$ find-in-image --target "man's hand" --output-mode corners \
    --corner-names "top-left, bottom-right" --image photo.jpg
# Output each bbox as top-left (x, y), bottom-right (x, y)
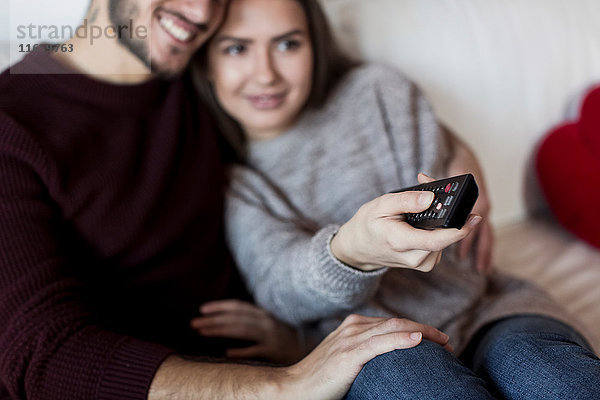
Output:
top-left (330, 184), bottom-right (481, 272)
top-left (443, 126), bottom-right (494, 275)
top-left (457, 187), bottom-right (493, 274)
top-left (285, 314), bottom-right (452, 399)
top-left (191, 299), bottom-right (305, 364)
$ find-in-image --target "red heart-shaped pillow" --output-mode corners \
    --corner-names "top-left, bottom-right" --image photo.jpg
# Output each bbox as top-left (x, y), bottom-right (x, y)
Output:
top-left (536, 85), bottom-right (600, 249)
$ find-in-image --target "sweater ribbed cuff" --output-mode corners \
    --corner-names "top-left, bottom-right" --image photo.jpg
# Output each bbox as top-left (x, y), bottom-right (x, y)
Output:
top-left (310, 225), bottom-right (387, 303)
top-left (97, 338), bottom-right (174, 400)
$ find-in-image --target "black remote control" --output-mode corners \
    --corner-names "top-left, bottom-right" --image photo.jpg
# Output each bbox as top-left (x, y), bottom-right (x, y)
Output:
top-left (390, 174), bottom-right (479, 229)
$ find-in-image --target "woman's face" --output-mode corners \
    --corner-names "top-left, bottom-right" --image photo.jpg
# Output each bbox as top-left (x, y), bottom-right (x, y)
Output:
top-left (208, 0), bottom-right (314, 141)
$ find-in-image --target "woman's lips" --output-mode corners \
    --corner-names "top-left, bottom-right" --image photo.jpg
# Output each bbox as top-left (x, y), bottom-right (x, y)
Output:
top-left (246, 93), bottom-right (286, 110)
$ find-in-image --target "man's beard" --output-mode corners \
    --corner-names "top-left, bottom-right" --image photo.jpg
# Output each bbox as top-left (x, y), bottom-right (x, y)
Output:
top-left (108, 0), bottom-right (159, 74)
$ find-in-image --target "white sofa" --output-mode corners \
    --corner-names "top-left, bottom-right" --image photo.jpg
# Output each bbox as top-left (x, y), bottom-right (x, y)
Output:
top-left (321, 0), bottom-right (600, 351)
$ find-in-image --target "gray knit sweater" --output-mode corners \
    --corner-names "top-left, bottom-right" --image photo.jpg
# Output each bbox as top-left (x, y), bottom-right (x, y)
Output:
top-left (225, 64), bottom-right (586, 353)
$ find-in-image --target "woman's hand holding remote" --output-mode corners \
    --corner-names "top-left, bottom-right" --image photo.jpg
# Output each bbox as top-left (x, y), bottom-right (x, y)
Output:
top-left (330, 174), bottom-right (482, 272)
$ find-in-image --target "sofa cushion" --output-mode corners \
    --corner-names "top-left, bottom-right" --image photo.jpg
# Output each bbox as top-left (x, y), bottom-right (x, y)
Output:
top-left (536, 86), bottom-right (600, 249)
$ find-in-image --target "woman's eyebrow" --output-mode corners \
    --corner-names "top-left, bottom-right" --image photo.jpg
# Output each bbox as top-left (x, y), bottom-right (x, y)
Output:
top-left (213, 36), bottom-right (252, 44)
top-left (271, 29), bottom-right (305, 42)
top-left (213, 29), bottom-right (305, 44)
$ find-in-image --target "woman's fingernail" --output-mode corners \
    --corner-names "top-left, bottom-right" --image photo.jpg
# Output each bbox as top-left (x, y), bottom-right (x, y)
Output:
top-left (410, 332), bottom-right (423, 341)
top-left (419, 192), bottom-right (434, 206)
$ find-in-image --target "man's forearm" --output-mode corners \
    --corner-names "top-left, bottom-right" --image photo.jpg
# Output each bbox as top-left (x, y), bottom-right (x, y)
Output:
top-left (148, 356), bottom-right (291, 400)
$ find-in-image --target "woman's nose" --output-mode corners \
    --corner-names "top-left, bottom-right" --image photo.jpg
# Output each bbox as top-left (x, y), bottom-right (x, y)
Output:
top-left (253, 49), bottom-right (279, 86)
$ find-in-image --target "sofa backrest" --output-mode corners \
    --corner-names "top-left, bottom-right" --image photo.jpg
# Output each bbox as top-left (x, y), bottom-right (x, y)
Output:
top-left (322, 0), bottom-right (600, 225)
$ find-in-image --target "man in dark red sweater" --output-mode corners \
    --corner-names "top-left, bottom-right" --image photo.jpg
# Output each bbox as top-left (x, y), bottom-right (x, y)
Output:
top-left (0, 1), bottom-right (449, 399)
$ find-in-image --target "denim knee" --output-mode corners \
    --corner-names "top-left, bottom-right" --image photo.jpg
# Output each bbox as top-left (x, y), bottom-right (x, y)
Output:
top-left (344, 340), bottom-right (494, 400)
top-left (470, 316), bottom-right (600, 400)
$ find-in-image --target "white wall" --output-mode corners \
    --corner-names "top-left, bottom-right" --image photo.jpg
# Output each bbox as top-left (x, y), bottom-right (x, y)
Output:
top-left (0, 0), bottom-right (87, 69)
top-left (322, 0), bottom-right (600, 225)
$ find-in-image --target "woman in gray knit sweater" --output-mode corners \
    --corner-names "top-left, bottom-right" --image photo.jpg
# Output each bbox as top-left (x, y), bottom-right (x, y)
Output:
top-left (190, 0), bottom-right (600, 398)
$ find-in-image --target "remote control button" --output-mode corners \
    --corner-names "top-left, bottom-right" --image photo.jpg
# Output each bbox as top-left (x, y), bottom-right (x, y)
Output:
top-left (436, 202), bottom-right (443, 211)
top-left (444, 196), bottom-right (454, 206)
top-left (445, 183), bottom-right (452, 193)
top-left (439, 208), bottom-right (447, 218)
top-left (451, 182), bottom-right (459, 192)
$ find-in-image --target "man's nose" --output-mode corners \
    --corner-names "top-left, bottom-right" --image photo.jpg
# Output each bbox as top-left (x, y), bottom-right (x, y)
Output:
top-left (178, 0), bottom-right (220, 28)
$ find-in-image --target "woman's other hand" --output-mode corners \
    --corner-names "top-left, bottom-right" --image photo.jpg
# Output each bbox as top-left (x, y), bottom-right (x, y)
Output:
top-left (191, 299), bottom-right (305, 364)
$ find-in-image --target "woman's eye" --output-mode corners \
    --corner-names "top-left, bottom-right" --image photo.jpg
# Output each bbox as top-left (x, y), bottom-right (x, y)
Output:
top-left (224, 44), bottom-right (246, 55)
top-left (277, 39), bottom-right (301, 52)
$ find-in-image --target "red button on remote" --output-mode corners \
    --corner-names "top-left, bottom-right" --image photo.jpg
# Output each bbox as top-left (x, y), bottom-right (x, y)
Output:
top-left (445, 183), bottom-right (452, 193)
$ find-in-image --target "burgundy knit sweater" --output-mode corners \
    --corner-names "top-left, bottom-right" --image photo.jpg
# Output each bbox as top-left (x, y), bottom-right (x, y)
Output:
top-left (0, 50), bottom-right (247, 399)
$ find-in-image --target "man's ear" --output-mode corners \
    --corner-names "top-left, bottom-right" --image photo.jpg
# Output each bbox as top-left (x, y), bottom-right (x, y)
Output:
top-left (86, 0), bottom-right (105, 22)
top-left (86, 0), bottom-right (99, 15)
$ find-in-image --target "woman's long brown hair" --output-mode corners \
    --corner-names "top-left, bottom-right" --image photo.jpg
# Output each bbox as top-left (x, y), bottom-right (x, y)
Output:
top-left (192, 0), bottom-right (358, 162)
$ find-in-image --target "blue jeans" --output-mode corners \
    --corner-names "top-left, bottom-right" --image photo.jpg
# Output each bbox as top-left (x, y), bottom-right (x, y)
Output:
top-left (344, 315), bottom-right (600, 400)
